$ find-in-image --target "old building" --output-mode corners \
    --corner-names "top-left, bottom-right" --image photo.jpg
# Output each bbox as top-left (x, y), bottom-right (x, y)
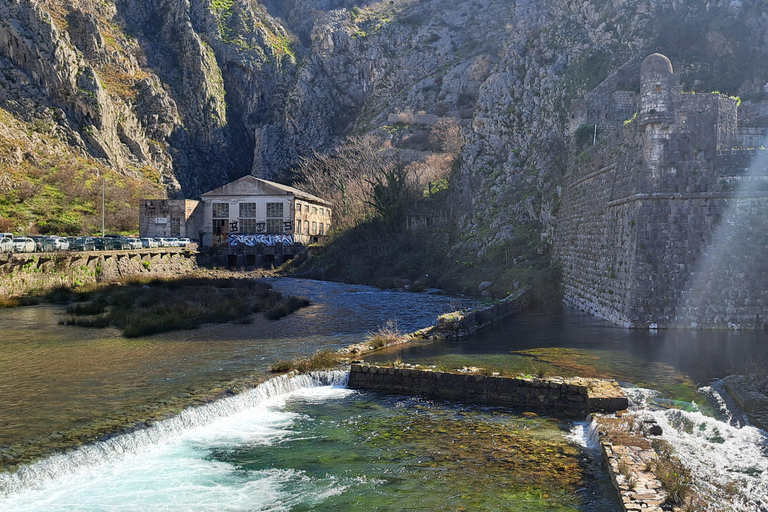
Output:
top-left (139, 199), bottom-right (203, 240)
top-left (140, 177), bottom-right (332, 248)
top-left (199, 176), bottom-right (332, 247)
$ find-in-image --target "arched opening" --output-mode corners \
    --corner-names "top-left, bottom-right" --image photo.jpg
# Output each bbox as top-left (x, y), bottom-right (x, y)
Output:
top-left (227, 254), bottom-right (238, 269)
top-left (263, 254), bottom-right (275, 269)
top-left (246, 254), bottom-right (257, 267)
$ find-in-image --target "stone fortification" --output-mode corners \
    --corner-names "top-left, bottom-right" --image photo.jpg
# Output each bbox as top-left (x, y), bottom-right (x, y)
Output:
top-left (0, 249), bottom-right (197, 297)
top-left (348, 364), bottom-right (628, 416)
top-left (555, 54), bottom-right (768, 329)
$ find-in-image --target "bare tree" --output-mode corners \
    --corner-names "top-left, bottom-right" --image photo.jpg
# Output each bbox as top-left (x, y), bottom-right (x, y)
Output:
top-left (295, 134), bottom-right (398, 229)
top-left (429, 117), bottom-right (465, 155)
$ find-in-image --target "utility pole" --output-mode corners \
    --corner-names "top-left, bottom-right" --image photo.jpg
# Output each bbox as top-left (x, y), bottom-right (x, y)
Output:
top-left (102, 178), bottom-right (105, 237)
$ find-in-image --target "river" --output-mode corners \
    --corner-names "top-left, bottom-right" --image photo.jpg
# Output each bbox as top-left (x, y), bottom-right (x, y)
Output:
top-left (0, 278), bottom-right (766, 510)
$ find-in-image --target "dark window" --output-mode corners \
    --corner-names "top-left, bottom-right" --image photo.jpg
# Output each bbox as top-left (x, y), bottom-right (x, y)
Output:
top-left (266, 219), bottom-right (283, 233)
top-left (213, 219), bottom-right (228, 234)
top-left (212, 203), bottom-right (229, 218)
top-left (239, 203), bottom-right (256, 218)
top-left (266, 202), bottom-right (283, 218)
top-left (240, 219), bottom-right (258, 233)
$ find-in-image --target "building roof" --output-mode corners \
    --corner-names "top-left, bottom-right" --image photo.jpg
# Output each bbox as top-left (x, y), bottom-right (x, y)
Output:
top-left (200, 175), bottom-right (332, 207)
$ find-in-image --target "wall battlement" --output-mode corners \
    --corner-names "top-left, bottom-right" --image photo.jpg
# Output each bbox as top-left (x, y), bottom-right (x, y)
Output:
top-left (555, 54), bottom-right (768, 329)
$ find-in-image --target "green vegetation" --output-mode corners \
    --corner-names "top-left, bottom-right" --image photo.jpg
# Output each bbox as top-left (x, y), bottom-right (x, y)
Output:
top-left (0, 107), bottom-right (163, 235)
top-left (60, 276), bottom-right (311, 337)
top-left (268, 349), bottom-right (344, 373)
top-left (651, 439), bottom-right (701, 509)
top-left (366, 319), bottom-right (404, 349)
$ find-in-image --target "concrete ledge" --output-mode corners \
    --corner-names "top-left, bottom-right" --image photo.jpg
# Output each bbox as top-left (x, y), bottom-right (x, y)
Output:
top-left (348, 364), bottom-right (628, 415)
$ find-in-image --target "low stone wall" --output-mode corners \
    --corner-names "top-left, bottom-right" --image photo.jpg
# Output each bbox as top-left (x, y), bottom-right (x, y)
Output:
top-left (723, 375), bottom-right (768, 431)
top-left (431, 289), bottom-right (532, 339)
top-left (348, 364), bottom-right (628, 415)
top-left (593, 416), bottom-right (668, 511)
top-left (0, 249), bottom-right (197, 297)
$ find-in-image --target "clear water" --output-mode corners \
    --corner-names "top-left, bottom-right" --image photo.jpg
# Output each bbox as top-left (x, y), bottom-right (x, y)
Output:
top-left (0, 372), bottom-right (619, 511)
top-left (1, 278), bottom-right (767, 510)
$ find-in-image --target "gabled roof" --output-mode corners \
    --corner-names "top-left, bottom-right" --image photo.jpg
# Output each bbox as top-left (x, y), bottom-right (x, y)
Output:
top-left (200, 175), bottom-right (332, 207)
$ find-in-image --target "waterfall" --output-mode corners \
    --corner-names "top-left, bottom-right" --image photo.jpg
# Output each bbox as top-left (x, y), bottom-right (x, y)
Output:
top-left (0, 370), bottom-right (349, 499)
top-left (618, 384), bottom-right (768, 511)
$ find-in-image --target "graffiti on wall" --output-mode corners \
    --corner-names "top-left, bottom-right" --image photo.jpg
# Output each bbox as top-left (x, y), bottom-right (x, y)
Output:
top-left (228, 234), bottom-right (294, 247)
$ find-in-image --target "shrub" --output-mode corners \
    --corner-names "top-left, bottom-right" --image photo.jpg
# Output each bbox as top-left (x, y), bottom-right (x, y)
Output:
top-left (0, 297), bottom-right (20, 308)
top-left (45, 285), bottom-right (75, 304)
top-left (366, 319), bottom-right (403, 349)
top-left (269, 360), bottom-right (294, 373)
top-left (651, 439), bottom-right (694, 507)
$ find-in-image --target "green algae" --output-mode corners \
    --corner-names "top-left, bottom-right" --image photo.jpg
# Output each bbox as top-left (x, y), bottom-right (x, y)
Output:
top-left (212, 394), bottom-right (607, 511)
top-left (394, 346), bottom-right (700, 402)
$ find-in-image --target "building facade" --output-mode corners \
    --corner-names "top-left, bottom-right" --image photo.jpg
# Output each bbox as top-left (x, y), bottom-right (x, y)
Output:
top-left (140, 177), bottom-right (332, 248)
top-left (139, 199), bottom-right (203, 239)
top-left (199, 176), bottom-right (332, 247)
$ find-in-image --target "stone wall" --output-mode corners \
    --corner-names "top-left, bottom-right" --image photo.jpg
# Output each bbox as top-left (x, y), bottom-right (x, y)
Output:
top-left (431, 289), bottom-right (531, 339)
top-left (348, 364), bottom-right (628, 416)
top-left (0, 249), bottom-right (197, 297)
top-left (554, 54), bottom-right (768, 329)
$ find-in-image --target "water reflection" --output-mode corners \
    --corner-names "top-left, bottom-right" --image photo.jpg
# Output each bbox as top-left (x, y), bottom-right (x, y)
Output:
top-left (0, 278), bottom-right (475, 468)
top-left (368, 305), bottom-right (768, 398)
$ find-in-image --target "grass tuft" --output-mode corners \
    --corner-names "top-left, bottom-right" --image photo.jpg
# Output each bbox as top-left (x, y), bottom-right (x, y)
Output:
top-left (366, 319), bottom-right (403, 349)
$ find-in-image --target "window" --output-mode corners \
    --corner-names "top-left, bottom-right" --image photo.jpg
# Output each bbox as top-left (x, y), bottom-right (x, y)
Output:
top-left (266, 219), bottom-right (283, 233)
top-left (326, 223), bottom-right (331, 233)
top-left (296, 220), bottom-right (302, 234)
top-left (312, 206), bottom-right (318, 215)
top-left (305, 220), bottom-right (310, 234)
top-left (319, 223), bottom-right (324, 235)
top-left (213, 219), bottom-right (228, 234)
top-left (296, 203), bottom-right (302, 213)
top-left (312, 221), bottom-right (317, 234)
top-left (212, 203), bottom-right (229, 218)
top-left (240, 219), bottom-right (258, 233)
top-left (266, 202), bottom-right (283, 218)
top-left (239, 203), bottom-right (256, 218)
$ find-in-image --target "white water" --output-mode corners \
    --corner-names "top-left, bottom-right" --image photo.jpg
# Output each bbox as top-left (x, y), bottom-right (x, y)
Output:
top-left (623, 385), bottom-right (768, 512)
top-left (0, 371), bottom-right (351, 512)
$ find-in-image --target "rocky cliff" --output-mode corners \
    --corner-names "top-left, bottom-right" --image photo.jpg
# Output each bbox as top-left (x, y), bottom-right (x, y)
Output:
top-left (2, 0), bottom-right (768, 246)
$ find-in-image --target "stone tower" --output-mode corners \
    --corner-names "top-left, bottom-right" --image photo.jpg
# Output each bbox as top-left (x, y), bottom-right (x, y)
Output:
top-left (640, 53), bottom-right (678, 187)
top-left (640, 53), bottom-right (676, 116)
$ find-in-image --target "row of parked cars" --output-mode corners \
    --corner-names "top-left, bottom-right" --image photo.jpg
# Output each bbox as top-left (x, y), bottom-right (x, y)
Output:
top-left (0, 234), bottom-right (193, 253)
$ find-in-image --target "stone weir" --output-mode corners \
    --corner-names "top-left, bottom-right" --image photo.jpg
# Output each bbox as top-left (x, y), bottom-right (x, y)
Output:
top-left (348, 364), bottom-right (628, 416)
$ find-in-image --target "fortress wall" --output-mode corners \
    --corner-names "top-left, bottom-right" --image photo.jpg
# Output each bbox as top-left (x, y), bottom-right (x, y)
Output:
top-left (555, 54), bottom-right (768, 329)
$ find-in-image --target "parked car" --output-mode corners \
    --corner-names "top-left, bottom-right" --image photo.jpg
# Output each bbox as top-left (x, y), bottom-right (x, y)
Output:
top-left (70, 237), bottom-right (96, 252)
top-left (177, 238), bottom-right (192, 247)
top-left (0, 237), bottom-right (13, 253)
top-left (166, 237), bottom-right (180, 247)
top-left (140, 237), bottom-right (158, 248)
top-left (154, 237), bottom-right (170, 247)
top-left (46, 236), bottom-right (70, 251)
top-left (125, 237), bottom-right (143, 250)
top-left (94, 237), bottom-right (117, 251)
top-left (12, 237), bottom-right (36, 253)
top-left (29, 235), bottom-right (55, 253)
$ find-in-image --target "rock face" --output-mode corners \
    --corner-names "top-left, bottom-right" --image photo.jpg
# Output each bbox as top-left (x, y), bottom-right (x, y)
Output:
top-left (2, 0), bottom-right (768, 249)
